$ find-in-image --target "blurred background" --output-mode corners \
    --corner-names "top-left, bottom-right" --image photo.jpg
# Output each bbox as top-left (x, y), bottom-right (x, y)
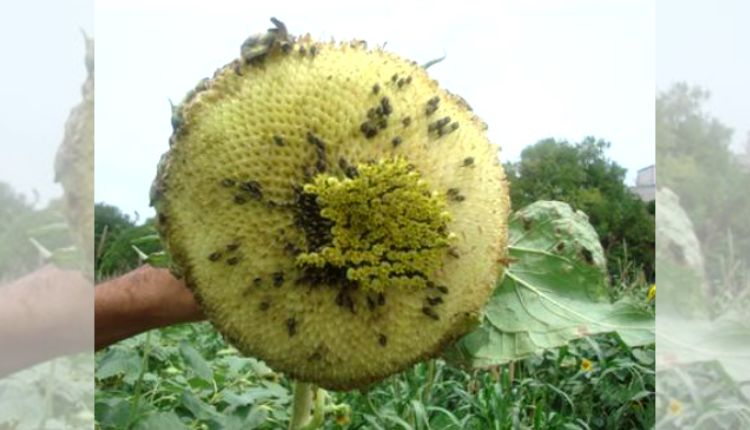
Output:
top-left (655, 1), bottom-right (750, 428)
top-left (0, 0), bottom-right (94, 428)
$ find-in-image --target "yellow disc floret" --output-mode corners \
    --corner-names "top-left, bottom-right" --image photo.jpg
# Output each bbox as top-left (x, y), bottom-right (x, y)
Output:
top-left (296, 157), bottom-right (453, 293)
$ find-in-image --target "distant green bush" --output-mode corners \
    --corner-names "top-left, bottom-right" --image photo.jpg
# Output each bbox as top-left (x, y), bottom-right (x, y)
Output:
top-left (0, 183), bottom-right (73, 280)
top-left (504, 137), bottom-right (655, 280)
top-left (97, 222), bottom-right (160, 279)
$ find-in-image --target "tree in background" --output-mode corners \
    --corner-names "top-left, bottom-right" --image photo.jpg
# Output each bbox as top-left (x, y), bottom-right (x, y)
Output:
top-left (94, 202), bottom-right (162, 280)
top-left (96, 220), bottom-right (159, 280)
top-left (0, 183), bottom-right (73, 280)
top-left (504, 137), bottom-right (655, 280)
top-left (657, 83), bottom-right (750, 293)
top-left (94, 202), bottom-right (135, 267)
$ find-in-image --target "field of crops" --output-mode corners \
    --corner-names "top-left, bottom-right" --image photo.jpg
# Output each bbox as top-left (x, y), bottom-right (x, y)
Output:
top-left (95, 322), bottom-right (655, 429)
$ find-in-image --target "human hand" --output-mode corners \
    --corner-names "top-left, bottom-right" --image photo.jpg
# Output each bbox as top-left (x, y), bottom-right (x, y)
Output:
top-left (0, 265), bottom-right (93, 377)
top-left (95, 265), bottom-right (204, 350)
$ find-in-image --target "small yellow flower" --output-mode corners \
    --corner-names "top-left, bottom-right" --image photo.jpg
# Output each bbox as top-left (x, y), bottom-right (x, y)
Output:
top-left (667, 398), bottom-right (682, 416)
top-left (580, 358), bottom-right (593, 372)
top-left (333, 404), bottom-right (352, 426)
top-left (335, 413), bottom-right (351, 426)
top-left (647, 284), bottom-right (656, 302)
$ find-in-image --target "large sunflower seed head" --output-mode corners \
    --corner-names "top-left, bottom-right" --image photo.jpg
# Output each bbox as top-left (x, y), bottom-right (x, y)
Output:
top-left (152, 19), bottom-right (510, 390)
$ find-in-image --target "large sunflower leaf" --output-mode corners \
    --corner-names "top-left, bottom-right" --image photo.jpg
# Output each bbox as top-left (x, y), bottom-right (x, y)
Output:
top-left (444, 201), bottom-right (654, 368)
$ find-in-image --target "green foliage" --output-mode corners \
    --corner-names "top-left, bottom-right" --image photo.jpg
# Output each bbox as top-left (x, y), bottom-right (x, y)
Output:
top-left (656, 82), bottom-right (750, 294)
top-left (0, 182), bottom-right (74, 280)
top-left (655, 83), bottom-right (750, 428)
top-left (95, 199), bottom-right (655, 428)
top-left (0, 182), bottom-right (32, 220)
top-left (97, 222), bottom-right (161, 280)
top-left (0, 355), bottom-right (94, 429)
top-left (96, 324), bottom-right (291, 430)
top-left (504, 137), bottom-right (655, 280)
top-left (656, 360), bottom-right (750, 429)
top-left (95, 323), bottom-right (654, 429)
top-left (445, 201), bottom-right (654, 368)
top-left (95, 203), bottom-right (136, 264)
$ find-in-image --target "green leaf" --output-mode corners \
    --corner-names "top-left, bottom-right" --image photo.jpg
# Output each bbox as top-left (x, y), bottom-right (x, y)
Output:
top-left (218, 406), bottom-right (268, 430)
top-left (145, 250), bottom-right (173, 268)
top-left (96, 348), bottom-right (142, 384)
top-left (221, 381), bottom-right (291, 410)
top-left (179, 391), bottom-right (218, 420)
top-left (95, 399), bottom-right (131, 429)
top-left (179, 341), bottom-right (213, 381)
top-left (133, 411), bottom-right (189, 430)
top-left (657, 311), bottom-right (750, 383)
top-left (444, 201), bottom-right (654, 368)
top-left (130, 233), bottom-right (161, 247)
top-left (631, 348), bottom-right (654, 366)
top-left (245, 405), bottom-right (271, 426)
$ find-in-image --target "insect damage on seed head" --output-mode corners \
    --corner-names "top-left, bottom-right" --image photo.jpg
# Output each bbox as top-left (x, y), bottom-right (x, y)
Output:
top-left (240, 17), bottom-right (289, 63)
top-left (286, 317), bottom-right (297, 337)
top-left (426, 296), bottom-right (443, 306)
top-left (170, 102), bottom-right (184, 133)
top-left (226, 256), bottom-right (240, 265)
top-left (447, 188), bottom-right (465, 202)
top-left (152, 17), bottom-right (510, 391)
top-left (378, 334), bottom-right (388, 346)
top-left (425, 96), bottom-right (440, 115)
top-left (422, 306), bottom-right (440, 320)
top-left (380, 97), bottom-right (392, 115)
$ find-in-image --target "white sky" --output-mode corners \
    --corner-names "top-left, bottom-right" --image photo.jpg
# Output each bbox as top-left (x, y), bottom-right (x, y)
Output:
top-left (0, 0), bottom-right (93, 207)
top-left (656, 0), bottom-right (750, 152)
top-left (86, 0), bottom-right (657, 220)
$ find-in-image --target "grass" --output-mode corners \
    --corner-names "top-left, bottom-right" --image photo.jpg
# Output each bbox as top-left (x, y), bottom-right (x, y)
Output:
top-left (95, 322), bottom-right (654, 429)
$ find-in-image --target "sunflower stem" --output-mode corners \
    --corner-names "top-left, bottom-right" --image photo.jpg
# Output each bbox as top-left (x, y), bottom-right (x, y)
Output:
top-left (299, 387), bottom-right (327, 430)
top-left (289, 381), bottom-right (314, 430)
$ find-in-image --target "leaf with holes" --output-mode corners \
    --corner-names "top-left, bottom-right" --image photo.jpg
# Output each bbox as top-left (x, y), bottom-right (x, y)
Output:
top-left (444, 201), bottom-right (654, 368)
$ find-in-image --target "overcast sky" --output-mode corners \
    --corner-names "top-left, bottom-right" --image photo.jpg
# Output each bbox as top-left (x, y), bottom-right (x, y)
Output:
top-left (0, 0), bottom-right (93, 207)
top-left (656, 0), bottom-right (750, 152)
top-left (94, 0), bottom-right (656, 220)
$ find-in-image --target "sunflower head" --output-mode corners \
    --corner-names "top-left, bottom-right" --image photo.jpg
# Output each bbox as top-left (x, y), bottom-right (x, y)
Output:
top-left (152, 18), bottom-right (510, 390)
